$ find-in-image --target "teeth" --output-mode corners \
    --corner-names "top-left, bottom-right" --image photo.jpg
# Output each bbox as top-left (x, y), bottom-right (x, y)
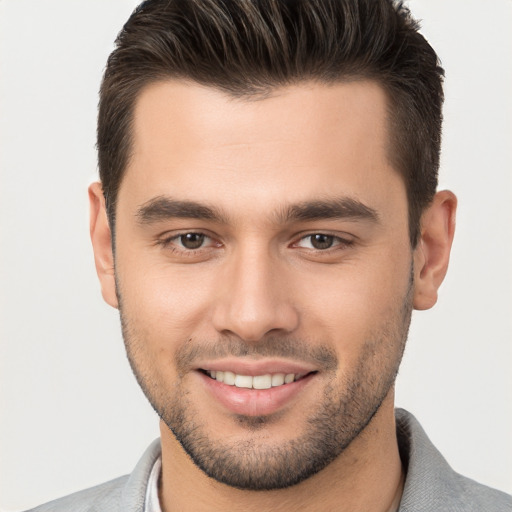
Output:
top-left (223, 371), bottom-right (236, 385)
top-left (234, 374), bottom-right (253, 388)
top-left (284, 373), bottom-right (295, 384)
top-left (271, 373), bottom-right (285, 386)
top-left (207, 370), bottom-right (303, 389)
top-left (253, 375), bottom-right (272, 389)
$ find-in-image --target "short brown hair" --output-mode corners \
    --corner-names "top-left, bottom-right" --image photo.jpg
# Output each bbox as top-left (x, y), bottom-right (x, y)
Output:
top-left (98, 0), bottom-right (444, 246)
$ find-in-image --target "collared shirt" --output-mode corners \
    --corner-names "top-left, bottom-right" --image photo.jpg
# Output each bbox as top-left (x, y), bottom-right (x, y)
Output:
top-left (28, 410), bottom-right (512, 512)
top-left (142, 455), bottom-right (402, 512)
top-left (144, 456), bottom-right (162, 512)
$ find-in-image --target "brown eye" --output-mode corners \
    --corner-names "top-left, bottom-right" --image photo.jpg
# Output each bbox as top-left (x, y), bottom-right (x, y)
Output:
top-left (310, 234), bottom-right (334, 250)
top-left (179, 233), bottom-right (205, 249)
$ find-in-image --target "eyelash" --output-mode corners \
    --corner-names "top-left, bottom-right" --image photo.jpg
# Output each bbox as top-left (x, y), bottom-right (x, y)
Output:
top-left (293, 233), bottom-right (354, 251)
top-left (156, 231), bottom-right (354, 254)
top-left (157, 232), bottom-right (218, 254)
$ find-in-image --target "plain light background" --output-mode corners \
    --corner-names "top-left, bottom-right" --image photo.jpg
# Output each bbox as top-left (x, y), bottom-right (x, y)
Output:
top-left (1, 1), bottom-right (511, 510)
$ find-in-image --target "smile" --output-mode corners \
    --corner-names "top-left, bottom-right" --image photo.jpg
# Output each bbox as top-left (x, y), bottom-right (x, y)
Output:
top-left (198, 367), bottom-right (317, 416)
top-left (203, 370), bottom-right (308, 389)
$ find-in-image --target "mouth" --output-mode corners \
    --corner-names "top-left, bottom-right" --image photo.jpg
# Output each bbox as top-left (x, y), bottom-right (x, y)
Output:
top-left (200, 369), bottom-right (314, 389)
top-left (197, 366), bottom-right (318, 417)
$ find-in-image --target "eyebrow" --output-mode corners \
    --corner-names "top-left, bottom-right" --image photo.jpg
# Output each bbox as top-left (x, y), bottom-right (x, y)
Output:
top-left (136, 196), bottom-right (228, 224)
top-left (136, 195), bottom-right (379, 225)
top-left (277, 198), bottom-right (379, 224)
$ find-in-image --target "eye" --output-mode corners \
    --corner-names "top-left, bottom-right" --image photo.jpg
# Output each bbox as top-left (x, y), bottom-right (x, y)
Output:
top-left (295, 233), bottom-right (352, 250)
top-left (159, 232), bottom-right (216, 251)
top-left (308, 234), bottom-right (335, 250)
top-left (177, 233), bottom-right (206, 250)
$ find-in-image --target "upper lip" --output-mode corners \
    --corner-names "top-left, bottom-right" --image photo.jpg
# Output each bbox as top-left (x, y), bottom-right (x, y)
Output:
top-left (195, 358), bottom-right (318, 376)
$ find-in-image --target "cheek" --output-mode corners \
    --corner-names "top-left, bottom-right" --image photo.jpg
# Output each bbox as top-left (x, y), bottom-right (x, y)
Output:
top-left (116, 251), bottom-right (218, 341)
top-left (294, 248), bottom-right (412, 352)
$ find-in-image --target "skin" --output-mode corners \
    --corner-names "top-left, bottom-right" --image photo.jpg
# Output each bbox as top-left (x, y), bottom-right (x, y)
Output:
top-left (90, 80), bottom-right (456, 511)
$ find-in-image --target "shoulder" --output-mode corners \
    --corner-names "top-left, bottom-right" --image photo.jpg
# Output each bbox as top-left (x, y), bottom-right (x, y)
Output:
top-left (24, 439), bottom-right (161, 512)
top-left (396, 409), bottom-right (512, 512)
top-left (25, 475), bottom-right (127, 512)
top-left (449, 473), bottom-right (512, 512)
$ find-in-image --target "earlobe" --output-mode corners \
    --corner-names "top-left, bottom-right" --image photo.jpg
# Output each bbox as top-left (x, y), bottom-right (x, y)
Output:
top-left (89, 182), bottom-right (118, 309)
top-left (413, 190), bottom-right (457, 311)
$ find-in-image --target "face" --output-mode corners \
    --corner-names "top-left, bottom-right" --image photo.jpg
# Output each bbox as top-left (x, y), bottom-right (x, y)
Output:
top-left (101, 81), bottom-right (416, 489)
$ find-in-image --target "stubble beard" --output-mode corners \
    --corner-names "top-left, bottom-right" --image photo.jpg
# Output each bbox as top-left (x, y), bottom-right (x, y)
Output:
top-left (117, 276), bottom-right (413, 491)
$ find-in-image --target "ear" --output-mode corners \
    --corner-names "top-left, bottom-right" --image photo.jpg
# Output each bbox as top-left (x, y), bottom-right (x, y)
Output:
top-left (413, 190), bottom-right (457, 310)
top-left (89, 182), bottom-right (118, 309)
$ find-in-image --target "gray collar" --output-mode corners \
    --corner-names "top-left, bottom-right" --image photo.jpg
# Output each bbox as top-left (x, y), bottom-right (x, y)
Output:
top-left (120, 409), bottom-right (511, 512)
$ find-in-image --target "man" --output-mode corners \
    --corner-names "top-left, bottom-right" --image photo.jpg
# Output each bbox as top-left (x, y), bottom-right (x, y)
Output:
top-left (25, 0), bottom-right (511, 511)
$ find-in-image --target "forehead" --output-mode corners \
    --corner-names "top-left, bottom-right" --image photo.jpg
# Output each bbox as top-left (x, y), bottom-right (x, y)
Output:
top-left (119, 79), bottom-right (404, 221)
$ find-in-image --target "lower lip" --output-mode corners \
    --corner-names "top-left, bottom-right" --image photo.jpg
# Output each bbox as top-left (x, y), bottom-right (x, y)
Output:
top-left (198, 371), bottom-right (315, 417)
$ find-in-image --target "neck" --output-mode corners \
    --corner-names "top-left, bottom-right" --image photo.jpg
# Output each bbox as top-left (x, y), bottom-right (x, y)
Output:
top-left (158, 394), bottom-right (403, 512)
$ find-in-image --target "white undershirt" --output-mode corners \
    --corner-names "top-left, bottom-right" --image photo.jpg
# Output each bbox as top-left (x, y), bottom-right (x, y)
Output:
top-left (143, 456), bottom-right (402, 512)
top-left (144, 456), bottom-right (162, 512)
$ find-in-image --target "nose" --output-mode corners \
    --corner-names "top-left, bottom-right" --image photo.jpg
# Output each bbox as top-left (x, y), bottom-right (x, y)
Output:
top-left (212, 246), bottom-right (299, 342)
